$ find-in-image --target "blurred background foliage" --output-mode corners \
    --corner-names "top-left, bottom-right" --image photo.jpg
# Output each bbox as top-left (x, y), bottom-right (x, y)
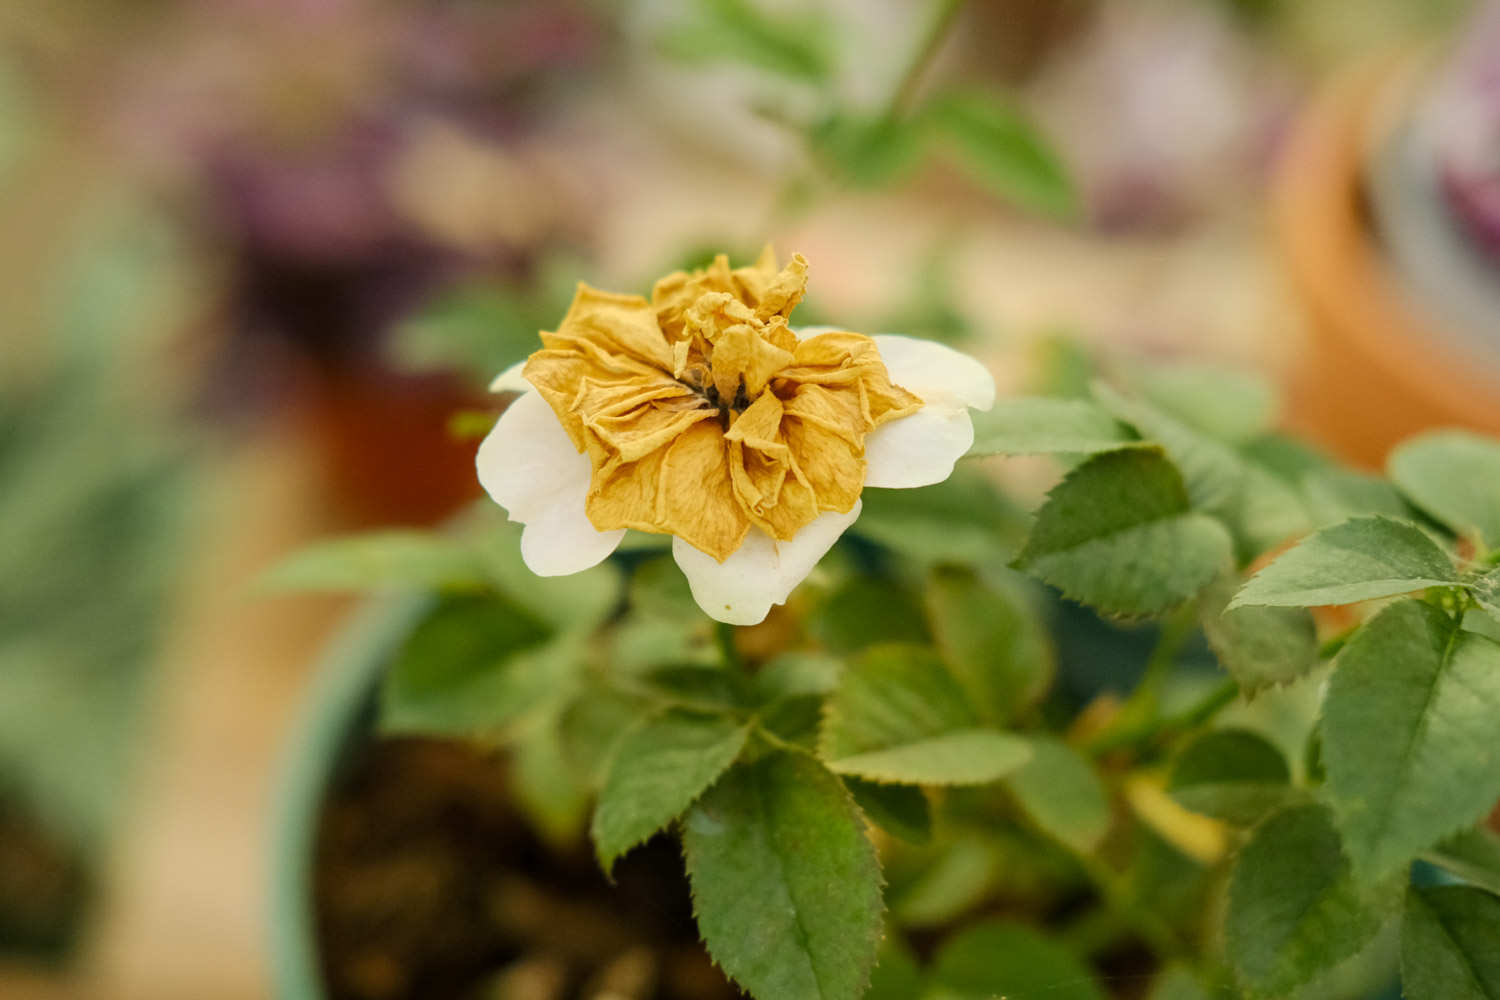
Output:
top-left (0, 0), bottom-right (1492, 995)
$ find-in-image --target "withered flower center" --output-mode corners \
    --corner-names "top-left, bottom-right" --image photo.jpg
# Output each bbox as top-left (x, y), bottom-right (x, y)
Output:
top-left (520, 250), bottom-right (922, 562)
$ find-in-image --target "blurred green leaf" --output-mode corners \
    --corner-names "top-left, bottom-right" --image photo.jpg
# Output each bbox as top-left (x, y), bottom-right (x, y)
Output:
top-left (389, 278), bottom-right (568, 382)
top-left (510, 717), bottom-right (591, 849)
top-left (1167, 728), bottom-right (1294, 826)
top-left (1299, 467), bottom-right (1411, 528)
top-left (1200, 572), bottom-right (1319, 693)
top-left (1427, 827), bottom-right (1500, 897)
top-left (1400, 885), bottom-right (1500, 1000)
top-left (658, 0), bottom-right (833, 82)
top-left (260, 531), bottom-right (493, 593)
top-left (592, 710), bottom-right (749, 871)
top-left (820, 644), bottom-right (975, 759)
top-left (845, 777), bottom-right (932, 844)
top-left (377, 595), bottom-right (572, 738)
top-left (866, 938), bottom-right (925, 1000)
top-left (1388, 429), bottom-right (1500, 546)
top-left (1130, 361), bottom-right (1278, 444)
top-left (1095, 382), bottom-right (1310, 560)
top-left (683, 753), bottom-right (883, 1000)
top-left (475, 517), bottom-right (623, 631)
top-left (854, 466), bottom-right (1028, 566)
top-left (1225, 804), bottom-right (1400, 998)
top-left (925, 921), bottom-right (1104, 1000)
top-left (925, 566), bottom-right (1054, 724)
top-left (966, 397), bottom-right (1132, 458)
top-left (923, 91), bottom-right (1075, 218)
top-left (1322, 600), bottom-right (1500, 883)
top-left (1014, 446), bottom-right (1232, 618)
top-left (752, 651), bottom-right (842, 703)
top-left (810, 113), bottom-right (926, 187)
top-left (1003, 737), bottom-right (1110, 853)
top-left (809, 576), bottom-right (929, 654)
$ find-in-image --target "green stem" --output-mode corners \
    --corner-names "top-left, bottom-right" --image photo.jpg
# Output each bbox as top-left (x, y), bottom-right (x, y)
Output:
top-left (1073, 851), bottom-right (1188, 962)
top-left (715, 620), bottom-right (744, 673)
top-left (886, 0), bottom-right (967, 119)
top-left (1156, 677), bottom-right (1240, 735)
top-left (1088, 605), bottom-right (1198, 755)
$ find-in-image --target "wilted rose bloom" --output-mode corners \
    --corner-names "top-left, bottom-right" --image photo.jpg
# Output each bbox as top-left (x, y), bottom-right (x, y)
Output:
top-left (477, 251), bottom-right (995, 625)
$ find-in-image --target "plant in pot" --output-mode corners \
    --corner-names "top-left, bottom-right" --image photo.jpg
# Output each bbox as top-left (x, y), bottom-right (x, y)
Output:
top-left (269, 248), bottom-right (1500, 1000)
top-left (1274, 0), bottom-right (1500, 465)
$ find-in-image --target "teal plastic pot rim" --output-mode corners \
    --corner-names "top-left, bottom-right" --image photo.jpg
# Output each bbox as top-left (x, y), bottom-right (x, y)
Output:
top-left (267, 591), bottom-right (433, 1000)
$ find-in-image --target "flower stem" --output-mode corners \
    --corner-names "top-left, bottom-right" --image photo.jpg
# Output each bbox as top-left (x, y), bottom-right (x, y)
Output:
top-left (1087, 604), bottom-right (1198, 756)
top-left (715, 620), bottom-right (744, 672)
top-left (886, 0), bottom-right (968, 119)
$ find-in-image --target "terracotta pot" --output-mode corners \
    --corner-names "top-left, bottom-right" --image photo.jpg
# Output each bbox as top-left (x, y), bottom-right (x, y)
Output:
top-left (1272, 60), bottom-right (1500, 469)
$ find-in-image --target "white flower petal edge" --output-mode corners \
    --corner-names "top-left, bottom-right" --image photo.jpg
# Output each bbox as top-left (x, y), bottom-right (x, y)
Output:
top-left (872, 334), bottom-right (996, 411)
top-left (863, 406), bottom-right (975, 489)
top-left (488, 360), bottom-right (530, 394)
top-left (672, 501), bottom-right (863, 626)
top-left (862, 334), bottom-right (995, 489)
top-left (476, 390), bottom-right (625, 576)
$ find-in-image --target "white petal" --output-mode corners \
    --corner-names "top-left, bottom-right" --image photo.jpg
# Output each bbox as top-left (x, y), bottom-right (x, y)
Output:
top-left (863, 406), bottom-right (975, 489)
top-left (476, 391), bottom-right (624, 575)
top-left (488, 360), bottom-right (530, 394)
top-left (873, 334), bottom-right (996, 411)
top-left (672, 502), bottom-right (862, 626)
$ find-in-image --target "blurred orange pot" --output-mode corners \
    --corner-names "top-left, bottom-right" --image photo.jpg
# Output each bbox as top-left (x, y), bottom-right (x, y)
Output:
top-left (1273, 61), bottom-right (1500, 469)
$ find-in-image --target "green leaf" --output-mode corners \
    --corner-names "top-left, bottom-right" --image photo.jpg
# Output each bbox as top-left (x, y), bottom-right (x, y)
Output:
top-left (1427, 827), bottom-right (1500, 897)
top-left (1321, 599), bottom-right (1500, 882)
top-left (260, 531), bottom-right (492, 592)
top-left (591, 710), bottom-right (749, 871)
top-left (1225, 804), bottom-right (1400, 998)
top-left (658, 0), bottom-right (833, 82)
top-left (1013, 446), bottom-right (1233, 617)
top-left (1401, 885), bottom-right (1500, 1000)
top-left (810, 113), bottom-right (925, 187)
top-left (752, 652), bottom-right (842, 704)
top-left (1096, 383), bottom-right (1310, 559)
top-left (820, 645), bottom-right (975, 759)
top-left (809, 576), bottom-right (929, 654)
top-left (1003, 737), bottom-right (1110, 853)
top-left (925, 567), bottom-right (1054, 724)
top-left (628, 554), bottom-right (701, 620)
top-left (925, 91), bottom-right (1076, 217)
top-left (1389, 429), bottom-right (1500, 545)
top-left (475, 518), bottom-right (623, 631)
top-left (819, 644), bottom-right (1031, 785)
top-left (965, 397), bottom-right (1131, 457)
top-left (1146, 966), bottom-right (1215, 1000)
top-left (377, 595), bottom-right (565, 737)
top-left (1200, 572), bottom-right (1319, 692)
top-left (845, 777), bottom-right (932, 844)
top-left (855, 467), bottom-right (1028, 566)
top-left (1131, 361), bottom-right (1278, 444)
top-left (1300, 467), bottom-right (1411, 528)
top-left (1472, 566), bottom-right (1500, 621)
top-left (865, 939), bottom-right (924, 1000)
top-left (1230, 516), bottom-right (1459, 609)
top-left (683, 753), bottom-right (883, 1000)
top-left (888, 836), bottom-right (1001, 928)
top-left (510, 718), bottom-right (591, 848)
top-left (1167, 728), bottom-right (1293, 826)
top-left (827, 729), bottom-right (1031, 786)
top-left (926, 921), bottom-right (1105, 1000)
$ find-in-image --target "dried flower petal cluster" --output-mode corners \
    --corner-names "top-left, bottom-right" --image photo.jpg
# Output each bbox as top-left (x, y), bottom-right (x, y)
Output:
top-left (521, 250), bottom-right (922, 561)
top-left (478, 249), bottom-right (996, 624)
